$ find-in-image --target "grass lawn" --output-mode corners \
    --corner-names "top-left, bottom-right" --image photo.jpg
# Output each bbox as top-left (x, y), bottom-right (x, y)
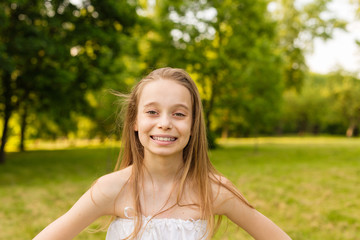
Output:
top-left (0, 137), bottom-right (359, 239)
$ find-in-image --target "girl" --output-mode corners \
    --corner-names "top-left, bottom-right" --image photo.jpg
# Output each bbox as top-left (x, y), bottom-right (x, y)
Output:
top-left (34, 67), bottom-right (291, 240)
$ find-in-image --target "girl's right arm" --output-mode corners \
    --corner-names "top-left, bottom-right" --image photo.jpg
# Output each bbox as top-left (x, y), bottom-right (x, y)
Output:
top-left (213, 176), bottom-right (292, 240)
top-left (33, 171), bottom-right (128, 240)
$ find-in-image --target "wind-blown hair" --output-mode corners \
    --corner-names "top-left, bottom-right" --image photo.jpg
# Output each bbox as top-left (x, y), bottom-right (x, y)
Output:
top-left (113, 67), bottom-right (252, 239)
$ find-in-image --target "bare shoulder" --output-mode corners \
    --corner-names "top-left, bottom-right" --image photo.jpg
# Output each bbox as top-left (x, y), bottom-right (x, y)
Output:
top-left (94, 166), bottom-right (132, 198)
top-left (210, 174), bottom-right (249, 215)
top-left (210, 173), bottom-right (235, 196)
top-left (210, 173), bottom-right (232, 185)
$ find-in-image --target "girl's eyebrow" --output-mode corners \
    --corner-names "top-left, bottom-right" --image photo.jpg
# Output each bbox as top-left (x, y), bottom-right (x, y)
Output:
top-left (143, 102), bottom-right (158, 108)
top-left (173, 104), bottom-right (190, 111)
top-left (143, 102), bottom-right (190, 111)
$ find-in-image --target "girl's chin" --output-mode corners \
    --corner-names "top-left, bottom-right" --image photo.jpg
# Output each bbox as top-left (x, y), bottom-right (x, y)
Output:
top-left (145, 148), bottom-right (183, 158)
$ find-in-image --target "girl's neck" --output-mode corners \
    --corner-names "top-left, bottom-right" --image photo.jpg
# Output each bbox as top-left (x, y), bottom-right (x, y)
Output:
top-left (142, 151), bottom-right (184, 184)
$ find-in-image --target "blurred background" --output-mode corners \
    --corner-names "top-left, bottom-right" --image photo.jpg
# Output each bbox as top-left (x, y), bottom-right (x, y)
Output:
top-left (1, 1), bottom-right (360, 239)
top-left (1, 0), bottom-right (360, 160)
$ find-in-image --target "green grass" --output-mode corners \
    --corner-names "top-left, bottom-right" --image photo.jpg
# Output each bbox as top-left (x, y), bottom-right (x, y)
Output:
top-left (1, 137), bottom-right (359, 239)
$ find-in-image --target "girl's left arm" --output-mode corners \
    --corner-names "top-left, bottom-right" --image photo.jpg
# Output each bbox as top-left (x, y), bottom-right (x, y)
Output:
top-left (215, 180), bottom-right (292, 240)
top-left (33, 173), bottom-right (122, 240)
top-left (33, 187), bottom-right (105, 240)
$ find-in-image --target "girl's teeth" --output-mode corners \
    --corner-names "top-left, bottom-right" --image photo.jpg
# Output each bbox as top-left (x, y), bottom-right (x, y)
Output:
top-left (153, 136), bottom-right (176, 141)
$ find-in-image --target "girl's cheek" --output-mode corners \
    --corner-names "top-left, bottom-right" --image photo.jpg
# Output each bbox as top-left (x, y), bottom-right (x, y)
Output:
top-left (139, 118), bottom-right (156, 129)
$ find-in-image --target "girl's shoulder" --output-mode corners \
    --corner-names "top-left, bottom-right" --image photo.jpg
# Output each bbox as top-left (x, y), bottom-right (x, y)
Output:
top-left (210, 174), bottom-right (233, 199)
top-left (92, 166), bottom-right (133, 201)
top-left (210, 173), bottom-right (233, 190)
top-left (210, 174), bottom-right (244, 214)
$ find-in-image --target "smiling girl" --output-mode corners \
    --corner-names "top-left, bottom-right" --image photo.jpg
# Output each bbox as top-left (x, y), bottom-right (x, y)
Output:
top-left (34, 67), bottom-right (291, 240)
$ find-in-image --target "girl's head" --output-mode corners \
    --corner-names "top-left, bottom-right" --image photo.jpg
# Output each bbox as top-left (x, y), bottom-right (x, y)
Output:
top-left (118, 67), bottom-right (208, 172)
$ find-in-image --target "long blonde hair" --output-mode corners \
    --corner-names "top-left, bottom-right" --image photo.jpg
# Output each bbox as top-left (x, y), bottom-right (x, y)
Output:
top-left (113, 67), bottom-right (252, 239)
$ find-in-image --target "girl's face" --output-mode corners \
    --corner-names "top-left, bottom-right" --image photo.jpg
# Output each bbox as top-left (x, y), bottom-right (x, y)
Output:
top-left (135, 79), bottom-right (192, 159)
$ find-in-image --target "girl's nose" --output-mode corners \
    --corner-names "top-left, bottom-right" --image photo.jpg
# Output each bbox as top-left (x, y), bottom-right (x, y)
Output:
top-left (157, 114), bottom-right (172, 129)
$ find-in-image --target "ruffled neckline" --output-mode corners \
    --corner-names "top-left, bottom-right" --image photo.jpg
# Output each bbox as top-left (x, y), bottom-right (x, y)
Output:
top-left (120, 206), bottom-right (206, 223)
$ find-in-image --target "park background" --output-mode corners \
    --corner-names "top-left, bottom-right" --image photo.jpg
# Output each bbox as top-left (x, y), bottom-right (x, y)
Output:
top-left (0, 0), bottom-right (359, 239)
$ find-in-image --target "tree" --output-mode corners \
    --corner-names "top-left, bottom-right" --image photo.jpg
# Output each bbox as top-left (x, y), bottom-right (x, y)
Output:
top-left (279, 71), bottom-right (360, 136)
top-left (0, 0), bottom-right (138, 163)
top-left (328, 71), bottom-right (360, 137)
top-left (279, 74), bottom-right (330, 134)
top-left (139, 0), bottom-right (284, 143)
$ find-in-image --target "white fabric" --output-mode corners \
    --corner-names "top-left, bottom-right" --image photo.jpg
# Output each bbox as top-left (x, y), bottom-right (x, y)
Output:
top-left (106, 216), bottom-right (207, 240)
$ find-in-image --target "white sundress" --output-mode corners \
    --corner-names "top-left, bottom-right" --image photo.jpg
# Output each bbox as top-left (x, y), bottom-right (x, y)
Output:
top-left (106, 207), bottom-right (208, 240)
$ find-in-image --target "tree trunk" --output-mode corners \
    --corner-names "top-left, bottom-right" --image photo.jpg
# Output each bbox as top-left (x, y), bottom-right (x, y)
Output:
top-left (19, 104), bottom-right (28, 152)
top-left (203, 74), bottom-right (219, 149)
top-left (221, 125), bottom-right (229, 139)
top-left (0, 73), bottom-right (13, 164)
top-left (204, 73), bottom-right (218, 131)
top-left (346, 122), bottom-right (356, 138)
top-left (0, 113), bottom-right (11, 164)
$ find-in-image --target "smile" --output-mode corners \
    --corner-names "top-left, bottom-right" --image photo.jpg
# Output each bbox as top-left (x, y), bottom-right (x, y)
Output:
top-left (151, 136), bottom-right (177, 142)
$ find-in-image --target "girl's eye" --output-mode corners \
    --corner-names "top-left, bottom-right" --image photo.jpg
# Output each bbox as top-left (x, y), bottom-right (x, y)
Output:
top-left (174, 112), bottom-right (186, 117)
top-left (146, 110), bottom-right (158, 115)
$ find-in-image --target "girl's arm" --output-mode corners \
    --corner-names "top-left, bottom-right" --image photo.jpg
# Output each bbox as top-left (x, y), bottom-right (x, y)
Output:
top-left (33, 171), bottom-right (126, 240)
top-left (214, 178), bottom-right (292, 240)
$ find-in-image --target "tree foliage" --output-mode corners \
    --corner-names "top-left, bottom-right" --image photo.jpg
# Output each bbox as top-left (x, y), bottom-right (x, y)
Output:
top-left (139, 0), bottom-right (284, 142)
top-left (280, 71), bottom-right (360, 136)
top-left (0, 0), bottom-right (138, 163)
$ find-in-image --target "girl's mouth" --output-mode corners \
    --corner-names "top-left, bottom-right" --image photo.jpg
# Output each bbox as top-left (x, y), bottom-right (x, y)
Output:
top-left (151, 136), bottom-right (177, 142)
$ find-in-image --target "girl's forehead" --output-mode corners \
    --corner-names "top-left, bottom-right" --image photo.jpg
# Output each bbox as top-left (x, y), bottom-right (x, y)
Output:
top-left (138, 79), bottom-right (192, 108)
